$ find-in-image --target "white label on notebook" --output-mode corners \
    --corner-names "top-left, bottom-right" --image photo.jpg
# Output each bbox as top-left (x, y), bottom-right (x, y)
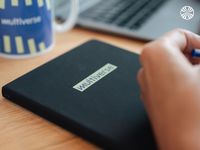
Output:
top-left (73, 63), bottom-right (118, 92)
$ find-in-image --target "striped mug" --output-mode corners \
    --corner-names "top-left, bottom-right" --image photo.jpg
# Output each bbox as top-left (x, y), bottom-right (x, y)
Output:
top-left (0, 0), bottom-right (79, 58)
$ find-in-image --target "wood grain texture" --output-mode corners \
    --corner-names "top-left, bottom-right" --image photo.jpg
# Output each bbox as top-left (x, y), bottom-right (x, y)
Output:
top-left (0, 28), bottom-right (145, 150)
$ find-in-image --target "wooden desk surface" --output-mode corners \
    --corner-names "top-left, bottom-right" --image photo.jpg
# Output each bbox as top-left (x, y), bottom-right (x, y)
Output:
top-left (0, 28), bottom-right (145, 150)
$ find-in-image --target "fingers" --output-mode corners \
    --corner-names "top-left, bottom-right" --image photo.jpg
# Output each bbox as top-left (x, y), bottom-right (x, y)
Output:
top-left (140, 29), bottom-right (200, 69)
top-left (140, 39), bottom-right (191, 75)
top-left (162, 29), bottom-right (200, 52)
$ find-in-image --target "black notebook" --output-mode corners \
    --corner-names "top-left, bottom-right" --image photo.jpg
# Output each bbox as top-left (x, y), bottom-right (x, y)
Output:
top-left (2, 40), bottom-right (156, 150)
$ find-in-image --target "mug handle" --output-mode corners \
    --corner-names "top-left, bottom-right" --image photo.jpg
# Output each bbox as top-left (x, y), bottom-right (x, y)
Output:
top-left (54, 0), bottom-right (79, 32)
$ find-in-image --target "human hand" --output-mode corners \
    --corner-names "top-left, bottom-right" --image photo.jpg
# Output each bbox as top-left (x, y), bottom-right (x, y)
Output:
top-left (137, 29), bottom-right (200, 150)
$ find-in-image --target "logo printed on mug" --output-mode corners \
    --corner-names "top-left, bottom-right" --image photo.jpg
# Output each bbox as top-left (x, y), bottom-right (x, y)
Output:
top-left (0, 0), bottom-right (78, 58)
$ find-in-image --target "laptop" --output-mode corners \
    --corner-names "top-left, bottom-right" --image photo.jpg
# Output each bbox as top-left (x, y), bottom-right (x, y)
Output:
top-left (2, 40), bottom-right (157, 149)
top-left (56, 0), bottom-right (200, 40)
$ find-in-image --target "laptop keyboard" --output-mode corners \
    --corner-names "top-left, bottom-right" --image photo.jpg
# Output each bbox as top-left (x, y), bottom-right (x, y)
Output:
top-left (80, 0), bottom-right (167, 29)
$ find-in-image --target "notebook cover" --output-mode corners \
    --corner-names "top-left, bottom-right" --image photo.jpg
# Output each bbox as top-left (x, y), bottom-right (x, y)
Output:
top-left (2, 40), bottom-right (156, 149)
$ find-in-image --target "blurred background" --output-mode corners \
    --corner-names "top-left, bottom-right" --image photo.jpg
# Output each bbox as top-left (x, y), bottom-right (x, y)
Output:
top-left (55, 0), bottom-right (200, 41)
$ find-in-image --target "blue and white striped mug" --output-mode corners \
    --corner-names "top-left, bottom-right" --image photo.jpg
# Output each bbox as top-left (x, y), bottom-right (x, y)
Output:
top-left (0, 0), bottom-right (79, 58)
